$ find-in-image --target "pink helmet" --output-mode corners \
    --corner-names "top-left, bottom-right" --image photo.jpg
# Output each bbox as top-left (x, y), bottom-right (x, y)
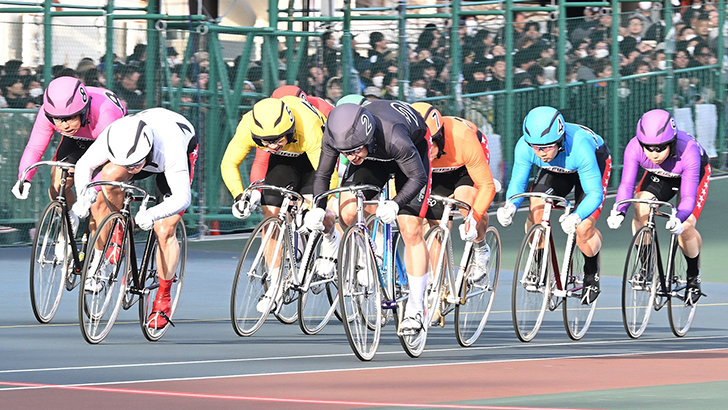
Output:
top-left (636, 109), bottom-right (677, 146)
top-left (43, 76), bottom-right (91, 122)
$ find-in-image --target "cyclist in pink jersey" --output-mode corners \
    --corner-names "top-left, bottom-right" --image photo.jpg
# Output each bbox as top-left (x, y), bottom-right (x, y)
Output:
top-left (607, 109), bottom-right (710, 304)
top-left (12, 76), bottom-right (127, 205)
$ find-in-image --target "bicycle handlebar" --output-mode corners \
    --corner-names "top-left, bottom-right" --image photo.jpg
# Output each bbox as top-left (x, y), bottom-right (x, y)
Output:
top-left (20, 160), bottom-right (75, 182)
top-left (87, 180), bottom-right (155, 203)
top-left (245, 182), bottom-right (304, 203)
top-left (312, 184), bottom-right (381, 206)
top-left (429, 194), bottom-right (472, 214)
top-left (507, 192), bottom-right (572, 212)
top-left (614, 198), bottom-right (676, 217)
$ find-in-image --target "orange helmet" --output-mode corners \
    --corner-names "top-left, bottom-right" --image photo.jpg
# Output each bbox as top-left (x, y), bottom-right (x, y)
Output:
top-left (411, 102), bottom-right (445, 156)
top-left (271, 85), bottom-right (308, 101)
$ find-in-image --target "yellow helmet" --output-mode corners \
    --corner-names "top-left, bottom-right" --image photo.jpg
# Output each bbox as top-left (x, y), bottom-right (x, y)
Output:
top-left (250, 98), bottom-right (295, 145)
top-left (411, 102), bottom-right (445, 155)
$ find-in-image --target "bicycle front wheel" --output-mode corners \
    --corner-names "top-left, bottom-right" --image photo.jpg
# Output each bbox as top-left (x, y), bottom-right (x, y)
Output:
top-left (298, 232), bottom-right (338, 335)
top-left (231, 216), bottom-right (285, 337)
top-left (273, 229), bottom-right (304, 325)
top-left (338, 225), bottom-right (381, 361)
top-left (621, 226), bottom-right (658, 339)
top-left (668, 250), bottom-right (696, 337)
top-left (562, 246), bottom-right (597, 341)
top-left (30, 201), bottom-right (68, 324)
top-left (512, 224), bottom-right (551, 342)
top-left (140, 220), bottom-right (187, 341)
top-left (78, 213), bottom-right (130, 344)
top-left (456, 226), bottom-right (501, 347)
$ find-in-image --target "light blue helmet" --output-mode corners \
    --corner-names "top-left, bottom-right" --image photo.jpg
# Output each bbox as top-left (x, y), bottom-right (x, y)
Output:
top-left (522, 106), bottom-right (565, 146)
top-left (336, 93), bottom-right (368, 107)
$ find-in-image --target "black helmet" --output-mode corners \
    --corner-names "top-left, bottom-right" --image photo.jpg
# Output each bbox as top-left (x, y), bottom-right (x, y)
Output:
top-left (325, 103), bottom-right (376, 153)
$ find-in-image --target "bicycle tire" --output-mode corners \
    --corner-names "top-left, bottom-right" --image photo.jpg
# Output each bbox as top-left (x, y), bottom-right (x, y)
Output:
top-left (273, 229), bottom-right (304, 325)
top-left (562, 246), bottom-right (597, 341)
top-left (456, 226), bottom-right (501, 347)
top-left (140, 220), bottom-right (187, 341)
top-left (512, 224), bottom-right (551, 342)
top-left (621, 226), bottom-right (658, 339)
top-left (337, 225), bottom-right (381, 361)
top-left (78, 213), bottom-right (130, 344)
top-left (230, 216), bottom-right (286, 337)
top-left (298, 232), bottom-right (339, 335)
top-left (667, 248), bottom-right (696, 337)
top-left (29, 201), bottom-right (68, 324)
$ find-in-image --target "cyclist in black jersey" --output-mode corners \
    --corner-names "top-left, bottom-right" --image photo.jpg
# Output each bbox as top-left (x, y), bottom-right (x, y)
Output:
top-left (306, 101), bottom-right (433, 332)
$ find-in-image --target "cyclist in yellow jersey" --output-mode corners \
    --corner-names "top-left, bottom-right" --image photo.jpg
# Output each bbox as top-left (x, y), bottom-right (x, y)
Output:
top-left (221, 96), bottom-right (339, 313)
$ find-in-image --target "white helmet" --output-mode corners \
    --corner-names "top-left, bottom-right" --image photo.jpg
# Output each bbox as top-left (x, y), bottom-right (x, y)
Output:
top-left (105, 116), bottom-right (153, 166)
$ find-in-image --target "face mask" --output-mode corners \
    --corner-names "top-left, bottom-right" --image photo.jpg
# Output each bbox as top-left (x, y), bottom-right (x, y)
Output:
top-left (389, 86), bottom-right (399, 96)
top-left (466, 19), bottom-right (477, 36)
top-left (595, 49), bottom-right (609, 59)
top-left (577, 50), bottom-right (588, 58)
top-left (29, 88), bottom-right (44, 98)
top-left (639, 2), bottom-right (652, 10)
top-left (684, 34), bottom-right (696, 41)
top-left (412, 87), bottom-right (427, 99)
top-left (686, 46), bottom-right (695, 55)
top-left (372, 76), bottom-right (384, 88)
top-left (657, 60), bottom-right (666, 70)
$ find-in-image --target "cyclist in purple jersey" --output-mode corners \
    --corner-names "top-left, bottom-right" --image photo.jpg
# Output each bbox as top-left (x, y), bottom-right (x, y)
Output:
top-left (608, 109), bottom-right (710, 304)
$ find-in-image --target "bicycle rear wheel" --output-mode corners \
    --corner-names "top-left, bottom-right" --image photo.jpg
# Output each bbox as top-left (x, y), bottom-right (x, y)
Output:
top-left (668, 250), bottom-right (696, 337)
top-left (621, 226), bottom-right (658, 339)
top-left (562, 246), bottom-right (597, 340)
top-left (338, 225), bottom-right (381, 361)
top-left (512, 224), bottom-right (551, 342)
top-left (140, 220), bottom-right (187, 341)
top-left (30, 201), bottom-right (67, 324)
top-left (298, 232), bottom-right (338, 335)
top-left (230, 216), bottom-right (285, 337)
top-left (456, 226), bottom-right (501, 347)
top-left (78, 213), bottom-right (130, 344)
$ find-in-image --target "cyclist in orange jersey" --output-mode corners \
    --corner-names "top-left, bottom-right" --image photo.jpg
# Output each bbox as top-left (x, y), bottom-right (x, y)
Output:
top-left (412, 102), bottom-right (497, 280)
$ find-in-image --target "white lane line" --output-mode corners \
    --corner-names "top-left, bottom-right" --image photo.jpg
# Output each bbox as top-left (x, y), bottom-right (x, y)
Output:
top-left (1, 335), bottom-right (726, 378)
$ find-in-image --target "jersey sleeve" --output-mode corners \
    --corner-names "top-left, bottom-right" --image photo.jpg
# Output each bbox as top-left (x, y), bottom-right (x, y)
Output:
top-left (74, 138), bottom-right (112, 192)
top-left (615, 138), bottom-right (641, 214)
top-left (573, 145), bottom-right (605, 220)
top-left (220, 115), bottom-right (255, 199)
top-left (461, 131), bottom-right (495, 221)
top-left (302, 121), bottom-right (339, 190)
top-left (313, 139), bottom-right (341, 209)
top-left (18, 113), bottom-right (56, 182)
top-left (505, 138), bottom-right (535, 209)
top-left (675, 143), bottom-right (702, 221)
top-left (249, 148), bottom-right (270, 184)
top-left (146, 159), bottom-right (191, 221)
top-left (390, 124), bottom-right (428, 208)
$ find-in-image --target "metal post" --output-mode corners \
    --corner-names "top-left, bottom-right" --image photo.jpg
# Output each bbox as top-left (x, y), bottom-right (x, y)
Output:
top-left (105, 0), bottom-right (115, 89)
top-left (43, 0), bottom-right (52, 87)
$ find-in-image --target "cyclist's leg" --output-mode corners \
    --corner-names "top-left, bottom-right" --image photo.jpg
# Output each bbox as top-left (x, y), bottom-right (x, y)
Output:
top-left (337, 161), bottom-right (388, 228)
top-left (49, 137), bottom-right (89, 206)
top-left (679, 161), bottom-right (709, 303)
top-left (147, 214), bottom-right (181, 327)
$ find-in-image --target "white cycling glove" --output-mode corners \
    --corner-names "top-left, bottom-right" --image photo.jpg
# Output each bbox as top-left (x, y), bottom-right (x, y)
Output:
top-left (492, 179), bottom-right (502, 193)
top-left (666, 215), bottom-right (684, 235)
top-left (496, 203), bottom-right (516, 227)
top-left (459, 214), bottom-right (478, 242)
top-left (376, 200), bottom-right (399, 225)
top-left (559, 213), bottom-right (582, 235)
top-left (72, 188), bottom-right (98, 218)
top-left (232, 190), bottom-right (261, 220)
top-left (304, 207), bottom-right (327, 232)
top-left (12, 180), bottom-right (31, 200)
top-left (135, 208), bottom-right (155, 231)
top-left (606, 209), bottom-right (625, 230)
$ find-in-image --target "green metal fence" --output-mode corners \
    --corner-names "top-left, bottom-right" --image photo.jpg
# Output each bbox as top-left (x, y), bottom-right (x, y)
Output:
top-left (0, 0), bottom-right (726, 245)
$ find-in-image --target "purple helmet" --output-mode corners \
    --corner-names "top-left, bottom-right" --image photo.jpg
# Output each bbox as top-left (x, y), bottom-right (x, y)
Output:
top-left (636, 109), bottom-right (677, 146)
top-left (43, 76), bottom-right (91, 122)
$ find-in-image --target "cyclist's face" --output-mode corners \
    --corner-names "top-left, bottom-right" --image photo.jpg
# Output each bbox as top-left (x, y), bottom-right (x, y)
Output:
top-left (53, 115), bottom-right (82, 136)
top-left (643, 145), bottom-right (670, 165)
top-left (345, 146), bottom-right (368, 165)
top-left (532, 144), bottom-right (559, 162)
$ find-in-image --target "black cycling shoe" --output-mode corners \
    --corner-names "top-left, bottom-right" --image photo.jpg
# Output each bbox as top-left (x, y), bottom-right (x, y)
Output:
top-left (686, 275), bottom-right (703, 306)
top-left (581, 272), bottom-right (601, 305)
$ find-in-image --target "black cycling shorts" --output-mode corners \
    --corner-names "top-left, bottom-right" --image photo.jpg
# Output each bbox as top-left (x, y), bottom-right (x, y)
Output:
top-left (260, 152), bottom-right (315, 208)
top-left (424, 166), bottom-right (474, 220)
